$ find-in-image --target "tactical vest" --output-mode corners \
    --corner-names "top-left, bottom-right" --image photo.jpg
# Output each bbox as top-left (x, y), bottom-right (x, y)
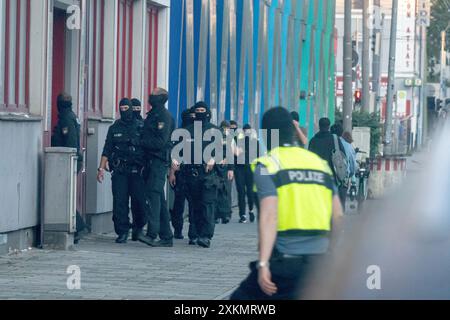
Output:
top-left (251, 146), bottom-right (334, 236)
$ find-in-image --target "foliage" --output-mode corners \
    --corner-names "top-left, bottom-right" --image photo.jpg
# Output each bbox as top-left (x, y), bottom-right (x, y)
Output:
top-left (335, 110), bottom-right (382, 158)
top-left (428, 0), bottom-right (450, 82)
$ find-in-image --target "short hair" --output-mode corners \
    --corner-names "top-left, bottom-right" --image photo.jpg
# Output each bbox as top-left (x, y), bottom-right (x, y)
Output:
top-left (229, 120), bottom-right (238, 128)
top-left (243, 124), bottom-right (251, 130)
top-left (319, 118), bottom-right (331, 131)
top-left (220, 120), bottom-right (230, 129)
top-left (262, 107), bottom-right (294, 149)
top-left (331, 123), bottom-right (344, 137)
top-left (151, 87), bottom-right (169, 96)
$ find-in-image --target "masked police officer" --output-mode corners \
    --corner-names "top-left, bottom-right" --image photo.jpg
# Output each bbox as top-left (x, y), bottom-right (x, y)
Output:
top-left (215, 121), bottom-right (234, 224)
top-left (51, 92), bottom-right (88, 244)
top-left (169, 107), bottom-right (196, 239)
top-left (140, 88), bottom-right (175, 247)
top-left (181, 102), bottom-right (221, 248)
top-left (97, 98), bottom-right (149, 244)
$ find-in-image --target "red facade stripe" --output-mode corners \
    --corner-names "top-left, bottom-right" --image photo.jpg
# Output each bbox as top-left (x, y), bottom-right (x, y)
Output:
top-left (127, 0), bottom-right (133, 97)
top-left (385, 159), bottom-right (390, 172)
top-left (153, 10), bottom-right (158, 92)
top-left (394, 159), bottom-right (398, 171)
top-left (121, 1), bottom-right (126, 100)
top-left (148, 9), bottom-right (153, 98)
top-left (4, 0), bottom-right (10, 107)
top-left (99, 0), bottom-right (104, 113)
top-left (25, 0), bottom-right (30, 106)
top-left (15, 0), bottom-right (21, 107)
top-left (92, 0), bottom-right (97, 112)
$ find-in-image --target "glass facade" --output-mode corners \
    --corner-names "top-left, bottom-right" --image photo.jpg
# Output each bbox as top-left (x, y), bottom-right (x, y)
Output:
top-left (169, 0), bottom-right (336, 137)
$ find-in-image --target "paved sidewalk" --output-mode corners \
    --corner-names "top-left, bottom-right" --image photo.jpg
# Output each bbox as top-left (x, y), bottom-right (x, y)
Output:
top-left (0, 216), bottom-right (258, 300)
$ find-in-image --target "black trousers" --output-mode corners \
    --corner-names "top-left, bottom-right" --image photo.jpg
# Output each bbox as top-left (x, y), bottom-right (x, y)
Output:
top-left (230, 254), bottom-right (323, 300)
top-left (338, 185), bottom-right (348, 211)
top-left (185, 169), bottom-right (218, 240)
top-left (235, 165), bottom-right (254, 217)
top-left (170, 171), bottom-right (192, 234)
top-left (215, 177), bottom-right (232, 220)
top-left (111, 169), bottom-right (148, 236)
top-left (145, 158), bottom-right (173, 241)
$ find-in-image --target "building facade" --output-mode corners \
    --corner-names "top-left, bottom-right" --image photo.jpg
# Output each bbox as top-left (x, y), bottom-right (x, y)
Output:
top-left (0, 0), bottom-right (336, 253)
top-left (0, 0), bottom-right (171, 253)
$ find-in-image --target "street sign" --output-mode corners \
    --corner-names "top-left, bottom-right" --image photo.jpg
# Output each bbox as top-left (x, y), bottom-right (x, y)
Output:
top-left (404, 79), bottom-right (414, 87)
top-left (397, 91), bottom-right (408, 116)
top-left (418, 0), bottom-right (430, 27)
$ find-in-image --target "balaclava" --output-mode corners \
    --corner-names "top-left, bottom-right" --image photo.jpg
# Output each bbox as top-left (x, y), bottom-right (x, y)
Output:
top-left (119, 98), bottom-right (133, 123)
top-left (131, 98), bottom-right (142, 120)
top-left (57, 93), bottom-right (73, 113)
top-left (194, 101), bottom-right (211, 123)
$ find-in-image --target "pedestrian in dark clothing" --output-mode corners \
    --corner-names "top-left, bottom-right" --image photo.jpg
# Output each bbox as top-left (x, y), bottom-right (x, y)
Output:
top-left (215, 121), bottom-right (234, 224)
top-left (140, 88), bottom-right (175, 247)
top-left (97, 98), bottom-right (149, 244)
top-left (51, 93), bottom-right (87, 243)
top-left (309, 118), bottom-right (347, 209)
top-left (235, 124), bottom-right (258, 223)
top-left (308, 118), bottom-right (346, 179)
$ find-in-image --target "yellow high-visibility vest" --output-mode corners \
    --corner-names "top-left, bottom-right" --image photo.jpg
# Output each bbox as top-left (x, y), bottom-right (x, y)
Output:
top-left (251, 146), bottom-right (334, 236)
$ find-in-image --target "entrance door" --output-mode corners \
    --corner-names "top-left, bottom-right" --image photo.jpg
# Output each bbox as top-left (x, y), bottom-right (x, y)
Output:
top-left (51, 8), bottom-right (66, 132)
top-left (51, 6), bottom-right (86, 219)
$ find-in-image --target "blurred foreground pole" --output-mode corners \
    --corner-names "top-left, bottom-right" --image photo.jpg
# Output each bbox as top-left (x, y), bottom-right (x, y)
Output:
top-left (384, 0), bottom-right (398, 156)
top-left (361, 0), bottom-right (371, 113)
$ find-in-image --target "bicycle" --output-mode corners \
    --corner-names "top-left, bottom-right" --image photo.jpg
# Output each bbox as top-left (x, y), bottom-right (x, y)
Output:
top-left (348, 148), bottom-right (371, 212)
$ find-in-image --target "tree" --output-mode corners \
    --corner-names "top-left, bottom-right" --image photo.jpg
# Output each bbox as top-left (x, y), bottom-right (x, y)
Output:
top-left (428, 0), bottom-right (450, 82)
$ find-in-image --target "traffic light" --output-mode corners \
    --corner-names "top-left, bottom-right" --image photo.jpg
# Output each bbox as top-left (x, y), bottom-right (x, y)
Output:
top-left (354, 90), bottom-right (362, 104)
top-left (436, 98), bottom-right (443, 111)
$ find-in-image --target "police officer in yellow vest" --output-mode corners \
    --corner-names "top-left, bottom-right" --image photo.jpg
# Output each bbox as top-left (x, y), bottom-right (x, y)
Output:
top-left (231, 107), bottom-right (344, 300)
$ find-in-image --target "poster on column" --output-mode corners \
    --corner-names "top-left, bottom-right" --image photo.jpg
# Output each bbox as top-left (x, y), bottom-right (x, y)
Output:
top-left (395, 0), bottom-right (416, 76)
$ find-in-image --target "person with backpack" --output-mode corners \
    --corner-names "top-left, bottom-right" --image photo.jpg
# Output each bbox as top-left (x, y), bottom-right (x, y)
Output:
top-left (309, 118), bottom-right (348, 209)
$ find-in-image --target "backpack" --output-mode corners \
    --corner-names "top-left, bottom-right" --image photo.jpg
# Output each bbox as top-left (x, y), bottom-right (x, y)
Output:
top-left (331, 134), bottom-right (349, 184)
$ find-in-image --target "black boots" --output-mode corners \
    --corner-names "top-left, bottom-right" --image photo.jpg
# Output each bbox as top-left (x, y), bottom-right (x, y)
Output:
top-left (115, 233), bottom-right (128, 244)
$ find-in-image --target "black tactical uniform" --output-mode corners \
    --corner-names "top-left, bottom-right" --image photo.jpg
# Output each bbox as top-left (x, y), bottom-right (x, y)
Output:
top-left (234, 125), bottom-right (259, 223)
top-left (141, 93), bottom-right (175, 246)
top-left (215, 124), bottom-right (233, 224)
top-left (101, 100), bottom-right (148, 240)
top-left (182, 102), bottom-right (221, 248)
top-left (51, 94), bottom-right (87, 241)
top-left (130, 99), bottom-right (146, 236)
top-left (170, 108), bottom-right (195, 239)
